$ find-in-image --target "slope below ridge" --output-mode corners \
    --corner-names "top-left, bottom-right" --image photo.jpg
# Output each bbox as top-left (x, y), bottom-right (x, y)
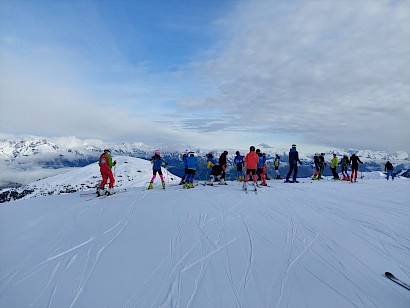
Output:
top-left (0, 178), bottom-right (409, 307)
top-left (0, 156), bottom-right (181, 201)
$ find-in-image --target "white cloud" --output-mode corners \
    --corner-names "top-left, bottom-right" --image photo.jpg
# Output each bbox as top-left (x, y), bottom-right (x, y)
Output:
top-left (181, 0), bottom-right (410, 151)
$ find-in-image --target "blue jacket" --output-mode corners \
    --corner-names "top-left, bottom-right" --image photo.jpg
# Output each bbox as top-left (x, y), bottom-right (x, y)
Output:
top-left (182, 153), bottom-right (188, 168)
top-left (257, 154), bottom-right (266, 168)
top-left (186, 155), bottom-right (198, 170)
top-left (288, 148), bottom-right (301, 165)
top-left (234, 154), bottom-right (244, 165)
top-left (151, 155), bottom-right (167, 170)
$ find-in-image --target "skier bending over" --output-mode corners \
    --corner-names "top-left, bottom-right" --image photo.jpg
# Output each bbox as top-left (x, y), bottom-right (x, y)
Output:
top-left (285, 144), bottom-right (302, 183)
top-left (206, 153), bottom-right (225, 185)
top-left (148, 150), bottom-right (168, 189)
top-left (98, 149), bottom-right (116, 196)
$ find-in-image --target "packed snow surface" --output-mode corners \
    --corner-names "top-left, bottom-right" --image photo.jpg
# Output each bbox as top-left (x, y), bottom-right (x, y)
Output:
top-left (0, 161), bottom-right (409, 307)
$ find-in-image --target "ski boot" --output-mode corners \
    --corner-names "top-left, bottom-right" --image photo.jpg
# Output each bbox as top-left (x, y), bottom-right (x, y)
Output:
top-left (97, 188), bottom-right (104, 197)
top-left (162, 181), bottom-right (166, 190)
top-left (148, 182), bottom-right (153, 190)
top-left (107, 187), bottom-right (115, 195)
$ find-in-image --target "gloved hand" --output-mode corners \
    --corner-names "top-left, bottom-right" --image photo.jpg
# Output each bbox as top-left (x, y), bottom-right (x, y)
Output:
top-left (113, 160), bottom-right (117, 166)
top-left (299, 161), bottom-right (302, 165)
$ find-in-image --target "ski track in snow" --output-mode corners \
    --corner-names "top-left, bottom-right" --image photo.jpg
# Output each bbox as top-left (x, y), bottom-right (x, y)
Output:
top-left (1, 179), bottom-right (410, 307)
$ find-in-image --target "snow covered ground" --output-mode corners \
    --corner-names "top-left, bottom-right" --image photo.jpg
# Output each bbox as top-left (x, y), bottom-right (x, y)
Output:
top-left (0, 160), bottom-right (409, 307)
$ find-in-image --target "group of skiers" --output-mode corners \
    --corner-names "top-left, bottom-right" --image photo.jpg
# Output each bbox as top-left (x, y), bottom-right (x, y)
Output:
top-left (312, 153), bottom-right (363, 182)
top-left (96, 145), bottom-right (396, 195)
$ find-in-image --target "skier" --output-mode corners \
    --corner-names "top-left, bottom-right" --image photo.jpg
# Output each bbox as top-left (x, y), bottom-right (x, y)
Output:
top-left (318, 153), bottom-right (326, 179)
top-left (285, 144), bottom-right (302, 183)
top-left (339, 155), bottom-right (350, 180)
top-left (349, 153), bottom-right (363, 182)
top-left (184, 152), bottom-right (198, 188)
top-left (206, 153), bottom-right (225, 185)
top-left (256, 149), bottom-right (267, 186)
top-left (179, 150), bottom-right (189, 185)
top-left (148, 150), bottom-right (168, 189)
top-left (330, 154), bottom-right (339, 179)
top-left (234, 151), bottom-right (245, 182)
top-left (274, 154), bottom-right (282, 179)
top-left (312, 153), bottom-right (320, 180)
top-left (97, 149), bottom-right (116, 196)
top-left (243, 146), bottom-right (259, 189)
top-left (219, 151), bottom-right (228, 181)
top-left (384, 161), bottom-right (394, 180)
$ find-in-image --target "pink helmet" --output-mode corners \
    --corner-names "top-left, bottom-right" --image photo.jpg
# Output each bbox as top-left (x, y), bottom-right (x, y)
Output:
top-left (155, 149), bottom-right (160, 155)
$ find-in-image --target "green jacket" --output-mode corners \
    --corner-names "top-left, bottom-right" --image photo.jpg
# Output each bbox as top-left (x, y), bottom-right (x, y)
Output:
top-left (331, 157), bottom-right (338, 168)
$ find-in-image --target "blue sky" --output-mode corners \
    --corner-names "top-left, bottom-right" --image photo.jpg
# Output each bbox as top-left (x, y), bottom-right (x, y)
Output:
top-left (1, 0), bottom-right (409, 152)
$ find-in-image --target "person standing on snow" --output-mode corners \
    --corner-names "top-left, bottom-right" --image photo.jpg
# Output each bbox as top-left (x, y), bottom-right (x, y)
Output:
top-left (184, 152), bottom-right (198, 188)
top-left (318, 153), bottom-right (326, 179)
top-left (256, 149), bottom-right (267, 186)
top-left (219, 151), bottom-right (228, 182)
top-left (349, 153), bottom-right (363, 182)
top-left (179, 150), bottom-right (189, 185)
top-left (312, 153), bottom-right (320, 180)
top-left (234, 151), bottom-right (245, 182)
top-left (384, 161), bottom-right (394, 180)
top-left (285, 144), bottom-right (302, 183)
top-left (274, 154), bottom-right (282, 179)
top-left (148, 150), bottom-right (168, 189)
top-left (243, 146), bottom-right (259, 189)
top-left (330, 153), bottom-right (340, 180)
top-left (97, 149), bottom-right (116, 196)
top-left (339, 155), bottom-right (350, 180)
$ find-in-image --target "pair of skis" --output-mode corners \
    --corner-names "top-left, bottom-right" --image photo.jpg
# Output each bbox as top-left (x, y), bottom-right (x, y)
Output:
top-left (243, 183), bottom-right (257, 194)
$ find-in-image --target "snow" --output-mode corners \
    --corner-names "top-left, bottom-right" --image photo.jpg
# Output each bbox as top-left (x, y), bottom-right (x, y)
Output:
top-left (1, 158), bottom-right (409, 307)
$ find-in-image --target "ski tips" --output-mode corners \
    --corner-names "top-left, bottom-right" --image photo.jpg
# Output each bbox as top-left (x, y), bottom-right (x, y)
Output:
top-left (385, 272), bottom-right (393, 277)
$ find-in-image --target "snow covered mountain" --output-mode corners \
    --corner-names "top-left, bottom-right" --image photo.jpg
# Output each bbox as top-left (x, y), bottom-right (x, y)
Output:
top-left (1, 165), bottom-right (409, 307)
top-left (1, 135), bottom-right (409, 189)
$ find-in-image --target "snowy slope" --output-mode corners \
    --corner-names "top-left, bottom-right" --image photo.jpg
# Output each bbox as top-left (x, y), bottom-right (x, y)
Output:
top-left (1, 174), bottom-right (409, 307)
top-left (0, 156), bottom-right (180, 201)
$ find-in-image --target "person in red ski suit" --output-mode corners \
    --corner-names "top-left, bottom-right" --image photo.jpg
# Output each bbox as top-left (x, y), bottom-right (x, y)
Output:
top-left (98, 149), bottom-right (116, 196)
top-left (244, 146), bottom-right (259, 188)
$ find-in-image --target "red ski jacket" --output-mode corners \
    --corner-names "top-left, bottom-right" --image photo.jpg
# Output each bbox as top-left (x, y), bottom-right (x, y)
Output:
top-left (244, 151), bottom-right (259, 169)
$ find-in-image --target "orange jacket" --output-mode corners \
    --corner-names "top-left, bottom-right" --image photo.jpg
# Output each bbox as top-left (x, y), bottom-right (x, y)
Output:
top-left (244, 151), bottom-right (259, 169)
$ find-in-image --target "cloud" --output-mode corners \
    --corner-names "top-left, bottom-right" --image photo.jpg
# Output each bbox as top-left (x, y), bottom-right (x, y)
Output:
top-left (180, 0), bottom-right (410, 151)
top-left (1, 0), bottom-right (409, 152)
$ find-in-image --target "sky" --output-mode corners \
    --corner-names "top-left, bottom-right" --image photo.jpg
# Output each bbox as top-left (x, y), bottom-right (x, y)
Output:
top-left (1, 0), bottom-right (409, 153)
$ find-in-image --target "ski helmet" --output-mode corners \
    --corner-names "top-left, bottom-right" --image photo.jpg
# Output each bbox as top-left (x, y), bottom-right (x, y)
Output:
top-left (292, 144), bottom-right (297, 148)
top-left (206, 153), bottom-right (213, 158)
top-left (155, 149), bottom-right (161, 155)
top-left (256, 149), bottom-right (261, 154)
top-left (250, 146), bottom-right (255, 151)
top-left (236, 151), bottom-right (240, 155)
top-left (104, 149), bottom-right (111, 154)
